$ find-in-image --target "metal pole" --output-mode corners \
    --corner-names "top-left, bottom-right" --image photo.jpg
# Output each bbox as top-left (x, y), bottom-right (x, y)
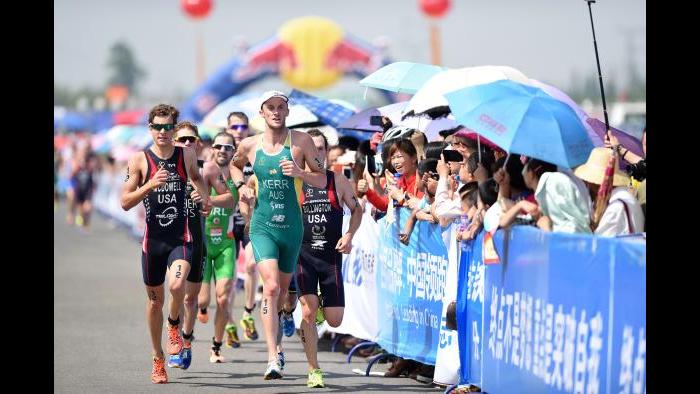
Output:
top-left (429, 22), bottom-right (442, 66)
top-left (585, 0), bottom-right (611, 139)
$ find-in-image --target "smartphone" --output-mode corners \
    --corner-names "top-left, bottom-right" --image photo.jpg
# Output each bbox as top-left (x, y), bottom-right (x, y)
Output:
top-left (369, 115), bottom-right (384, 126)
top-left (442, 150), bottom-right (464, 163)
top-left (343, 167), bottom-right (353, 180)
top-left (365, 153), bottom-right (384, 178)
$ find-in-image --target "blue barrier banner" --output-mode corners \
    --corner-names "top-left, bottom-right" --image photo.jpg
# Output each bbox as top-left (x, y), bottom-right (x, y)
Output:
top-left (479, 226), bottom-right (646, 393)
top-left (376, 210), bottom-right (450, 365)
top-left (457, 232), bottom-right (485, 386)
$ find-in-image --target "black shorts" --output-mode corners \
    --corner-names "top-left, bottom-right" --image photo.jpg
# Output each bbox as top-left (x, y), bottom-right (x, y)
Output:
top-left (75, 186), bottom-right (92, 203)
top-left (187, 220), bottom-right (205, 283)
top-left (233, 223), bottom-right (250, 259)
top-left (141, 239), bottom-right (194, 287)
top-left (295, 246), bottom-right (344, 308)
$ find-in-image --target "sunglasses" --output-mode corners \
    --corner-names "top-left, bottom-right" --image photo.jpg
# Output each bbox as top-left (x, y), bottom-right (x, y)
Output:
top-left (212, 143), bottom-right (235, 152)
top-left (229, 125), bottom-right (248, 131)
top-left (149, 123), bottom-right (175, 131)
top-left (177, 136), bottom-right (199, 143)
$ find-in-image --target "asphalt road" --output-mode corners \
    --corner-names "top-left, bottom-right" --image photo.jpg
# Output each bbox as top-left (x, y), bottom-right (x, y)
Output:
top-left (54, 203), bottom-right (440, 393)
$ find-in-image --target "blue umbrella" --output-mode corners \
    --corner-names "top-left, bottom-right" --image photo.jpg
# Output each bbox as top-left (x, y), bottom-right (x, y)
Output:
top-left (359, 61), bottom-right (446, 94)
top-left (288, 90), bottom-right (355, 128)
top-left (445, 80), bottom-right (594, 168)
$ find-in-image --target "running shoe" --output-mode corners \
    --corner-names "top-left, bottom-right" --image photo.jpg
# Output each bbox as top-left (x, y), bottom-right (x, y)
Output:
top-left (281, 312), bottom-right (295, 337)
top-left (209, 347), bottom-right (225, 363)
top-left (167, 353), bottom-right (182, 368)
top-left (277, 351), bottom-right (285, 370)
top-left (225, 324), bottom-right (240, 348)
top-left (264, 359), bottom-right (283, 380)
top-left (151, 357), bottom-right (168, 384)
top-left (166, 325), bottom-right (183, 355)
top-left (180, 343), bottom-right (192, 370)
top-left (197, 309), bottom-right (209, 324)
top-left (307, 368), bottom-right (325, 388)
top-left (240, 315), bottom-right (259, 340)
top-left (75, 214), bottom-right (84, 227)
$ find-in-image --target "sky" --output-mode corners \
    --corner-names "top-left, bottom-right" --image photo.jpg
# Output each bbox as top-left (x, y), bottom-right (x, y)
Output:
top-left (54, 0), bottom-right (645, 104)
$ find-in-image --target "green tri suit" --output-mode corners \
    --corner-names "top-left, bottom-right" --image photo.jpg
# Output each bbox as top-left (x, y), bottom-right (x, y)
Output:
top-left (203, 176), bottom-right (239, 282)
top-left (249, 131), bottom-right (304, 274)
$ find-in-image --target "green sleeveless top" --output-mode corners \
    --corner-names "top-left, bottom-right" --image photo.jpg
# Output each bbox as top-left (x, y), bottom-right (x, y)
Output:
top-left (205, 176), bottom-right (238, 252)
top-left (250, 131), bottom-right (303, 234)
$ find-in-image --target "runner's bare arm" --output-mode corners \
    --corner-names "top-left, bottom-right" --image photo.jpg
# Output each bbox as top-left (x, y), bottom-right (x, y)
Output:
top-left (337, 173), bottom-right (363, 237)
top-left (230, 136), bottom-right (253, 171)
top-left (335, 174), bottom-right (362, 254)
top-left (121, 154), bottom-right (155, 211)
top-left (238, 175), bottom-right (257, 221)
top-left (204, 162), bottom-right (235, 209)
top-left (283, 131), bottom-right (326, 188)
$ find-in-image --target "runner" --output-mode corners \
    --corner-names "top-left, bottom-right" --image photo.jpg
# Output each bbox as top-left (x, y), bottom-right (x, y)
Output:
top-left (231, 90), bottom-right (327, 380)
top-left (296, 129), bottom-right (363, 388)
top-left (70, 145), bottom-right (96, 230)
top-left (168, 122), bottom-right (236, 370)
top-left (194, 131), bottom-right (244, 363)
top-left (120, 104), bottom-right (211, 384)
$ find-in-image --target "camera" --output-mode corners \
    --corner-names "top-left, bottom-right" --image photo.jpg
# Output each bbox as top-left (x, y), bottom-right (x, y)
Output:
top-left (625, 159), bottom-right (646, 181)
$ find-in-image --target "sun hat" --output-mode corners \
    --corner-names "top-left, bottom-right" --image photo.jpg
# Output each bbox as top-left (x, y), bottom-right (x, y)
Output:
top-left (574, 147), bottom-right (630, 187)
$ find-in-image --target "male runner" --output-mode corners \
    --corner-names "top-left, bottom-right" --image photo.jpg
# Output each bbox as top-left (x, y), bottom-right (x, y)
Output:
top-left (198, 111), bottom-right (260, 346)
top-left (231, 90), bottom-right (327, 379)
top-left (194, 132), bottom-right (243, 363)
top-left (121, 104), bottom-right (211, 384)
top-left (296, 129), bottom-right (363, 388)
top-left (168, 122), bottom-right (235, 369)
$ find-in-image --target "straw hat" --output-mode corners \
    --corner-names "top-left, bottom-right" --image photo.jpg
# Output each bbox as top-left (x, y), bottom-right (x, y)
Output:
top-left (574, 147), bottom-right (630, 186)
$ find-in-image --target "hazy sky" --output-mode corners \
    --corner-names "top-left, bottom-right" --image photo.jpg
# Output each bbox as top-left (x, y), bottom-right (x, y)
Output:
top-left (54, 0), bottom-right (645, 102)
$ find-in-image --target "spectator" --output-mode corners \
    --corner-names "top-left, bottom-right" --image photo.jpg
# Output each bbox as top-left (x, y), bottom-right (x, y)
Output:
top-left (400, 159), bottom-right (440, 245)
top-left (574, 147), bottom-right (645, 236)
top-left (521, 158), bottom-right (592, 233)
top-left (365, 139), bottom-right (423, 212)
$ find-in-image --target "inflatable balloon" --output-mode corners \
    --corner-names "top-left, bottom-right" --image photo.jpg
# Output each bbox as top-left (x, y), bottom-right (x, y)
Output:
top-left (419, 0), bottom-right (451, 18)
top-left (181, 0), bottom-right (212, 19)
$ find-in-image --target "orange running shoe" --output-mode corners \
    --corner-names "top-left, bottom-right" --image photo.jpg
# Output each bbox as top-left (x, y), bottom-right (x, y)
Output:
top-left (166, 325), bottom-right (183, 355)
top-left (198, 309), bottom-right (209, 324)
top-left (151, 357), bottom-right (168, 384)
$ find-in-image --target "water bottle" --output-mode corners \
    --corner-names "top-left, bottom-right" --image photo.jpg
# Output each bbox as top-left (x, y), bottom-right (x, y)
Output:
top-left (392, 172), bottom-right (402, 208)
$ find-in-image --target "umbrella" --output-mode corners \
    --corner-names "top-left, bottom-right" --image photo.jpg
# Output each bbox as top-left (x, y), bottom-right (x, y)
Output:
top-left (288, 89), bottom-right (355, 128)
top-left (445, 80), bottom-right (594, 168)
top-left (337, 107), bottom-right (384, 132)
top-left (403, 65), bottom-right (531, 116)
top-left (586, 118), bottom-right (644, 158)
top-left (201, 91), bottom-right (261, 128)
top-left (527, 79), bottom-right (604, 147)
top-left (454, 128), bottom-right (501, 151)
top-left (359, 61), bottom-right (447, 94)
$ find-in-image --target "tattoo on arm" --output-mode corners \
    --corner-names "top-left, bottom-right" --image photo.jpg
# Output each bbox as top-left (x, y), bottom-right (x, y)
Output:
top-left (314, 156), bottom-right (323, 170)
top-left (218, 173), bottom-right (225, 184)
top-left (352, 196), bottom-right (360, 209)
top-left (125, 166), bottom-right (130, 182)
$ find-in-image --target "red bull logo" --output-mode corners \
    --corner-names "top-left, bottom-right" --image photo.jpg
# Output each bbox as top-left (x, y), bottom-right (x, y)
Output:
top-left (236, 16), bottom-right (375, 90)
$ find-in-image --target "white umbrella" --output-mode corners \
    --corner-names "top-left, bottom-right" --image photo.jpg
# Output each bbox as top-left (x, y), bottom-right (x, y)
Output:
top-left (402, 65), bottom-right (530, 116)
top-left (201, 92), bottom-right (261, 128)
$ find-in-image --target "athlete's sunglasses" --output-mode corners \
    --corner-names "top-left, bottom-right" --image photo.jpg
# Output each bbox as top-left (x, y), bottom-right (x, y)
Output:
top-left (212, 143), bottom-right (235, 152)
top-left (176, 136), bottom-right (199, 143)
top-left (149, 123), bottom-right (175, 131)
top-left (228, 124), bottom-right (248, 131)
